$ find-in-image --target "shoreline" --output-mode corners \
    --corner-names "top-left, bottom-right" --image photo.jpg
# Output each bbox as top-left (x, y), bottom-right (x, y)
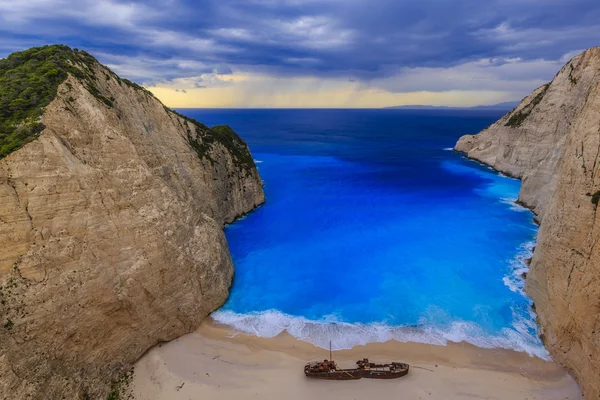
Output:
top-left (130, 151), bottom-right (568, 399)
top-left (130, 318), bottom-right (581, 399)
top-left (210, 306), bottom-right (549, 359)
top-left (214, 150), bottom-right (546, 359)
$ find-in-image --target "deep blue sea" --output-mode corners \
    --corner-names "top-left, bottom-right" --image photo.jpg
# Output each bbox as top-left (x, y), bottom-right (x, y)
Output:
top-left (179, 109), bottom-right (546, 358)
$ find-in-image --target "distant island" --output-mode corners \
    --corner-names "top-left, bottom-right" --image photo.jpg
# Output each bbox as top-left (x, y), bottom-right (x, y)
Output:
top-left (384, 101), bottom-right (519, 110)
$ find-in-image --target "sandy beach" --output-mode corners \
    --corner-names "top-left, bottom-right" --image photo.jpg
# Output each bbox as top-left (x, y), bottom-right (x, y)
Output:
top-left (130, 319), bottom-right (580, 400)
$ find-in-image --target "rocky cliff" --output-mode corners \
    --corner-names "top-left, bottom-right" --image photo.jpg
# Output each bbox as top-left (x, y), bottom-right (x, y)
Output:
top-left (456, 48), bottom-right (600, 398)
top-left (0, 46), bottom-right (265, 399)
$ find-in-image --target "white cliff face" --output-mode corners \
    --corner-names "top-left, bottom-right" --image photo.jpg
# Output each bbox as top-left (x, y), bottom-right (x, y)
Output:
top-left (0, 62), bottom-right (264, 399)
top-left (456, 48), bottom-right (600, 399)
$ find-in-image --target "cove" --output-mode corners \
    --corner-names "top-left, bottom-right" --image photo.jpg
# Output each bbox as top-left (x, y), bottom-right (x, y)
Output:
top-left (180, 109), bottom-right (546, 358)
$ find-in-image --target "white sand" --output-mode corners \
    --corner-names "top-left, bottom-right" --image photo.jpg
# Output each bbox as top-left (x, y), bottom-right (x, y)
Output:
top-left (131, 320), bottom-right (581, 400)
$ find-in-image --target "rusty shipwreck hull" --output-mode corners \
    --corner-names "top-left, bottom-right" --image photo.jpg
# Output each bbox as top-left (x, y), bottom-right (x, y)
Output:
top-left (361, 368), bottom-right (409, 379)
top-left (304, 369), bottom-right (363, 380)
top-left (304, 359), bottom-right (410, 380)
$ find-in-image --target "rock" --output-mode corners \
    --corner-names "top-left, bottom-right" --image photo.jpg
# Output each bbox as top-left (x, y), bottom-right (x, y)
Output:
top-left (456, 47), bottom-right (600, 399)
top-left (0, 47), bottom-right (264, 399)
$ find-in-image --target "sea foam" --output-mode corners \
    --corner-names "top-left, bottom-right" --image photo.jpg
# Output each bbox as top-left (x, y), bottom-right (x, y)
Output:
top-left (212, 309), bottom-right (549, 359)
top-left (502, 240), bottom-right (536, 295)
top-left (500, 197), bottom-right (530, 212)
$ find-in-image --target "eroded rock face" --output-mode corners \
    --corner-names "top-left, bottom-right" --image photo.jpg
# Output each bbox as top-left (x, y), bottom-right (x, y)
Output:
top-left (0, 62), bottom-right (264, 398)
top-left (456, 48), bottom-right (600, 399)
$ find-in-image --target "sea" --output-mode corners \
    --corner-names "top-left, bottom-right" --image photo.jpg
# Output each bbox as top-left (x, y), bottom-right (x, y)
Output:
top-left (178, 108), bottom-right (546, 359)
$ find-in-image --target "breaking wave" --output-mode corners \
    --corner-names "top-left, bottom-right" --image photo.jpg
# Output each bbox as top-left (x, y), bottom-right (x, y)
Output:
top-left (212, 308), bottom-right (549, 360)
top-left (500, 197), bottom-right (529, 212)
top-left (503, 240), bottom-right (536, 295)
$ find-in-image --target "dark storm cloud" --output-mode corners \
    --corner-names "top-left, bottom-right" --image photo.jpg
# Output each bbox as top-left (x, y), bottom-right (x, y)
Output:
top-left (1, 0), bottom-right (599, 85)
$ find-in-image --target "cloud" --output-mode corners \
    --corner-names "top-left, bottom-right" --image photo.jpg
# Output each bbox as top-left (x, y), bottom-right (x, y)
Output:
top-left (1, 0), bottom-right (599, 106)
top-left (0, 0), bottom-right (155, 29)
top-left (146, 53), bottom-right (569, 108)
top-left (370, 56), bottom-right (564, 93)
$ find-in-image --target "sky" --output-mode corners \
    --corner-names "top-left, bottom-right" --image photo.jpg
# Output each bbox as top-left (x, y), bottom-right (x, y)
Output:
top-left (1, 0), bottom-right (599, 108)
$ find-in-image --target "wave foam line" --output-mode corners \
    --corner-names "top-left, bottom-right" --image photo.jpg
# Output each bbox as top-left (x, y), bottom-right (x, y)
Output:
top-left (500, 197), bottom-right (529, 212)
top-left (211, 309), bottom-right (549, 360)
top-left (503, 240), bottom-right (536, 295)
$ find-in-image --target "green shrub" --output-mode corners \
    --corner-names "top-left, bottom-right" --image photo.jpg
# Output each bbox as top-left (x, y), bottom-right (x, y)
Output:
top-left (211, 124), bottom-right (255, 171)
top-left (168, 108), bottom-right (255, 172)
top-left (1, 45), bottom-right (256, 175)
top-left (3, 319), bottom-right (14, 330)
top-left (0, 45), bottom-right (117, 159)
top-left (106, 368), bottom-right (134, 400)
top-left (505, 84), bottom-right (549, 128)
top-left (568, 64), bottom-right (578, 85)
top-left (592, 191), bottom-right (600, 206)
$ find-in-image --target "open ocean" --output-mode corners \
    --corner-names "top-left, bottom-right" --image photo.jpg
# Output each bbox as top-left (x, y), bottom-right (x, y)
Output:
top-left (179, 108), bottom-right (546, 358)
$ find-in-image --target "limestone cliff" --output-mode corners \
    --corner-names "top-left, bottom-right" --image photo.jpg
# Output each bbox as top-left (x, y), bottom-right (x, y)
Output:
top-left (0, 46), bottom-right (265, 399)
top-left (456, 48), bottom-right (600, 398)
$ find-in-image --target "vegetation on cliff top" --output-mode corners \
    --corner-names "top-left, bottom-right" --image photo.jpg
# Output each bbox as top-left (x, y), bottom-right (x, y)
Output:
top-left (1, 44), bottom-right (257, 173)
top-left (0, 45), bottom-right (115, 159)
top-left (505, 83), bottom-right (549, 128)
top-left (170, 108), bottom-right (255, 172)
top-left (210, 124), bottom-right (256, 170)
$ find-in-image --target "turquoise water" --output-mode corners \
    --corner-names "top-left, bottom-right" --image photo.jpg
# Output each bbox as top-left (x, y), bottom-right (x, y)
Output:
top-left (180, 109), bottom-right (545, 358)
